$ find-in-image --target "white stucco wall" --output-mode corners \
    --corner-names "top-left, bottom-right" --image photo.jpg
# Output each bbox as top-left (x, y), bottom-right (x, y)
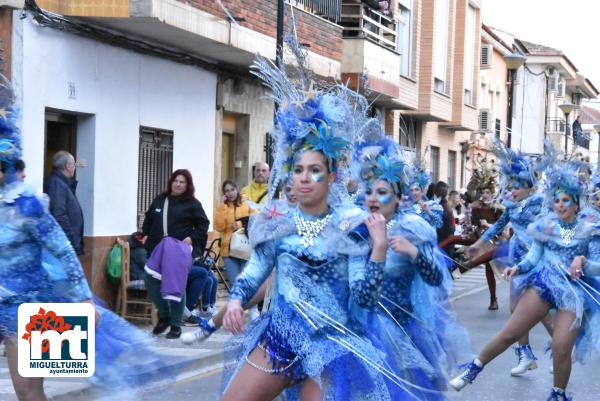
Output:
top-left (12, 16), bottom-right (217, 236)
top-left (512, 64), bottom-right (546, 154)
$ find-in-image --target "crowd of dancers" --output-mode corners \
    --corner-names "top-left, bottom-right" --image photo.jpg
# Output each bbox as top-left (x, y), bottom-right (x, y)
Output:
top-left (3, 40), bottom-right (600, 401)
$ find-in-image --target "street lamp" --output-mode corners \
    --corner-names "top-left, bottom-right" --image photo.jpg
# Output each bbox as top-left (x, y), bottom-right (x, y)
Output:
top-left (594, 124), bottom-right (600, 169)
top-left (503, 52), bottom-right (527, 148)
top-left (558, 102), bottom-right (576, 158)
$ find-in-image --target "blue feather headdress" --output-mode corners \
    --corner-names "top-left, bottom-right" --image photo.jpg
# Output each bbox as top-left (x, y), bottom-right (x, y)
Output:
top-left (407, 157), bottom-right (431, 192)
top-left (250, 35), bottom-right (381, 203)
top-left (540, 141), bottom-right (587, 206)
top-left (0, 73), bottom-right (21, 180)
top-left (492, 138), bottom-right (536, 189)
top-left (590, 170), bottom-right (600, 196)
top-left (350, 128), bottom-right (408, 195)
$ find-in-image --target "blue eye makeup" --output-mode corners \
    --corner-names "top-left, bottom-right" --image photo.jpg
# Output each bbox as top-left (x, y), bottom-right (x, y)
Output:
top-left (378, 193), bottom-right (394, 205)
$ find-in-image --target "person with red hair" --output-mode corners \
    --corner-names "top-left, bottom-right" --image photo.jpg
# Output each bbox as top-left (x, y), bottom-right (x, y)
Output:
top-left (142, 169), bottom-right (209, 339)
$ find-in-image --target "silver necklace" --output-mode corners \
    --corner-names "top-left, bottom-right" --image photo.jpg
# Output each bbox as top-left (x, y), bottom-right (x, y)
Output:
top-left (294, 211), bottom-right (332, 248)
top-left (386, 219), bottom-right (396, 230)
top-left (558, 222), bottom-right (578, 245)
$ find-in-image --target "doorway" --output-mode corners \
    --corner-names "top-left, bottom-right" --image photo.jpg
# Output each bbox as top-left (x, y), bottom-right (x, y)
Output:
top-left (44, 109), bottom-right (77, 180)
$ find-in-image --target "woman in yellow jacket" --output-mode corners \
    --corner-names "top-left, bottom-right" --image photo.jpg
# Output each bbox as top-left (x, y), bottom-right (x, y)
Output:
top-left (214, 180), bottom-right (254, 283)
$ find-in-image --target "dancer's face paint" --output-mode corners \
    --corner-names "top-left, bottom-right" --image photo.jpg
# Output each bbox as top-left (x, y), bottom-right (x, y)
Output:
top-left (292, 150), bottom-right (334, 213)
top-left (554, 191), bottom-right (578, 223)
top-left (311, 172), bottom-right (326, 183)
top-left (365, 180), bottom-right (399, 222)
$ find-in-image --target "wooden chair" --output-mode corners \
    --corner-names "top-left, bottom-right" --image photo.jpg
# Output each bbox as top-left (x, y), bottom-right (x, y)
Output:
top-left (115, 238), bottom-right (157, 325)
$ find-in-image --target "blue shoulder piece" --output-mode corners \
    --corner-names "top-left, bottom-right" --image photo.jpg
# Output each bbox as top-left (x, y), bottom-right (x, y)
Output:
top-left (348, 222), bottom-right (370, 243)
top-left (15, 194), bottom-right (45, 218)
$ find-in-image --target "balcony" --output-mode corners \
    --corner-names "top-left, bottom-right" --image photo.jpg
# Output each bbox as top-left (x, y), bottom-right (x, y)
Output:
top-left (340, 2), bottom-right (397, 51)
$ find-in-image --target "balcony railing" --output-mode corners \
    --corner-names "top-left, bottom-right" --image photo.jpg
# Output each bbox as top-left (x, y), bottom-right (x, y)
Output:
top-left (546, 117), bottom-right (566, 134)
top-left (340, 2), bottom-right (397, 51)
top-left (288, 0), bottom-right (342, 22)
top-left (574, 131), bottom-right (590, 150)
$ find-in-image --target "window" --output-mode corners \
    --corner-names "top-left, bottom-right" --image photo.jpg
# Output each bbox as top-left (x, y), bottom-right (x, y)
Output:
top-left (447, 150), bottom-right (457, 190)
top-left (463, 5), bottom-right (476, 105)
top-left (430, 146), bottom-right (440, 183)
top-left (433, 0), bottom-right (449, 94)
top-left (397, 0), bottom-right (413, 77)
top-left (399, 116), bottom-right (418, 150)
top-left (137, 127), bottom-right (174, 229)
top-left (495, 118), bottom-right (501, 139)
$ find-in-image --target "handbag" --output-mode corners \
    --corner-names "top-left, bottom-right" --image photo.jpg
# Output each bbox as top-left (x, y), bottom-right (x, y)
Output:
top-left (228, 206), bottom-right (252, 260)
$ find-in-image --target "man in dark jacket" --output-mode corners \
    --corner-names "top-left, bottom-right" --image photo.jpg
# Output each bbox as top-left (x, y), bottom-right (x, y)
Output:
top-left (44, 151), bottom-right (84, 255)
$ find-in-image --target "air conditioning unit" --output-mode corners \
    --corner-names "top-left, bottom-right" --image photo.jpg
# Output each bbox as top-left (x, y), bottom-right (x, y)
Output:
top-left (480, 45), bottom-right (493, 69)
top-left (479, 109), bottom-right (491, 132)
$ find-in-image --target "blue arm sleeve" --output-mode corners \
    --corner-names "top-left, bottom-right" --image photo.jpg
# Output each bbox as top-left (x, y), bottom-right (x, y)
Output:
top-left (584, 236), bottom-right (600, 276)
top-left (32, 211), bottom-right (92, 301)
top-left (517, 240), bottom-right (544, 274)
top-left (229, 241), bottom-right (276, 305)
top-left (348, 253), bottom-right (385, 308)
top-left (424, 203), bottom-right (444, 229)
top-left (481, 209), bottom-right (510, 242)
top-left (414, 243), bottom-right (443, 286)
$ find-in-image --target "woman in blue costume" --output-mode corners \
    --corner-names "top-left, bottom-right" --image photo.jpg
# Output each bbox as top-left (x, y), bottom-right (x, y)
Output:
top-left (0, 75), bottom-right (165, 400)
top-left (450, 153), bottom-right (600, 401)
top-left (353, 135), bottom-right (471, 401)
top-left (405, 160), bottom-right (444, 229)
top-left (464, 143), bottom-right (552, 376)
top-left (219, 55), bottom-right (397, 401)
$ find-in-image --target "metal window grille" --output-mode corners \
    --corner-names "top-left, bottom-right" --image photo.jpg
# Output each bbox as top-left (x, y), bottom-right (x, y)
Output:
top-left (447, 150), bottom-right (456, 190)
top-left (495, 118), bottom-right (501, 139)
top-left (288, 0), bottom-right (341, 22)
top-left (137, 127), bottom-right (174, 229)
top-left (264, 132), bottom-right (274, 169)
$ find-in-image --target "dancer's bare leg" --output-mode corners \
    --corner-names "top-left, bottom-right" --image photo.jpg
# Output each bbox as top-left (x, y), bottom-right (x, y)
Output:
top-left (551, 310), bottom-right (579, 390)
top-left (221, 347), bottom-right (290, 401)
top-left (300, 379), bottom-right (323, 401)
top-left (485, 263), bottom-right (497, 309)
top-left (479, 289), bottom-right (550, 364)
top-left (510, 281), bottom-right (553, 345)
top-left (213, 284), bottom-right (268, 327)
top-left (5, 340), bottom-right (48, 401)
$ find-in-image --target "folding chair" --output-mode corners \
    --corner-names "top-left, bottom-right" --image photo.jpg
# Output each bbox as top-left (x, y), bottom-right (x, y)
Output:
top-left (115, 238), bottom-right (157, 325)
top-left (201, 238), bottom-right (230, 292)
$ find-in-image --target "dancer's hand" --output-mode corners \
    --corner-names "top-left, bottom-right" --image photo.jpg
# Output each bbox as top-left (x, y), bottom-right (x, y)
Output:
top-left (223, 300), bottom-right (245, 334)
top-left (365, 213), bottom-right (387, 262)
top-left (570, 256), bottom-right (586, 280)
top-left (503, 266), bottom-right (519, 280)
top-left (390, 235), bottom-right (418, 260)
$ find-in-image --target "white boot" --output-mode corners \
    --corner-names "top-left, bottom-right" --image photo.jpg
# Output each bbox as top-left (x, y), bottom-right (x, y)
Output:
top-left (449, 359), bottom-right (484, 391)
top-left (510, 344), bottom-right (538, 376)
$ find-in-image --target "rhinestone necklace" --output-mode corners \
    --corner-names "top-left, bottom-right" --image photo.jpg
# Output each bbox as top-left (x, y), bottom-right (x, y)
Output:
top-left (294, 211), bottom-right (333, 248)
top-left (558, 221), bottom-right (578, 245)
top-left (386, 219), bottom-right (396, 230)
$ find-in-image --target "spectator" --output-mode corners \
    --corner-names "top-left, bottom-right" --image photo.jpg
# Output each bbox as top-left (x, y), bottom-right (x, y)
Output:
top-left (184, 260), bottom-right (218, 325)
top-left (128, 232), bottom-right (147, 281)
top-left (142, 169), bottom-right (209, 339)
top-left (435, 181), bottom-right (454, 245)
top-left (44, 151), bottom-right (84, 255)
top-left (241, 161), bottom-right (270, 205)
top-left (214, 180), bottom-right (254, 283)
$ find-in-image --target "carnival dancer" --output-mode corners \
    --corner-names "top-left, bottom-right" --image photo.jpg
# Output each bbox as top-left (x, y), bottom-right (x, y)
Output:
top-left (464, 144), bottom-right (552, 376)
top-left (450, 152), bottom-right (600, 401)
top-left (406, 159), bottom-right (444, 229)
top-left (464, 162), bottom-right (503, 310)
top-left (580, 171), bottom-right (600, 223)
top-left (218, 53), bottom-right (401, 401)
top-left (353, 135), bottom-right (472, 400)
top-left (0, 74), bottom-right (167, 400)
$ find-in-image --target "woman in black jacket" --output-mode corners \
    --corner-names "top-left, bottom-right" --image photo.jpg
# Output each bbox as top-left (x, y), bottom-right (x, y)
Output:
top-left (142, 169), bottom-right (209, 339)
